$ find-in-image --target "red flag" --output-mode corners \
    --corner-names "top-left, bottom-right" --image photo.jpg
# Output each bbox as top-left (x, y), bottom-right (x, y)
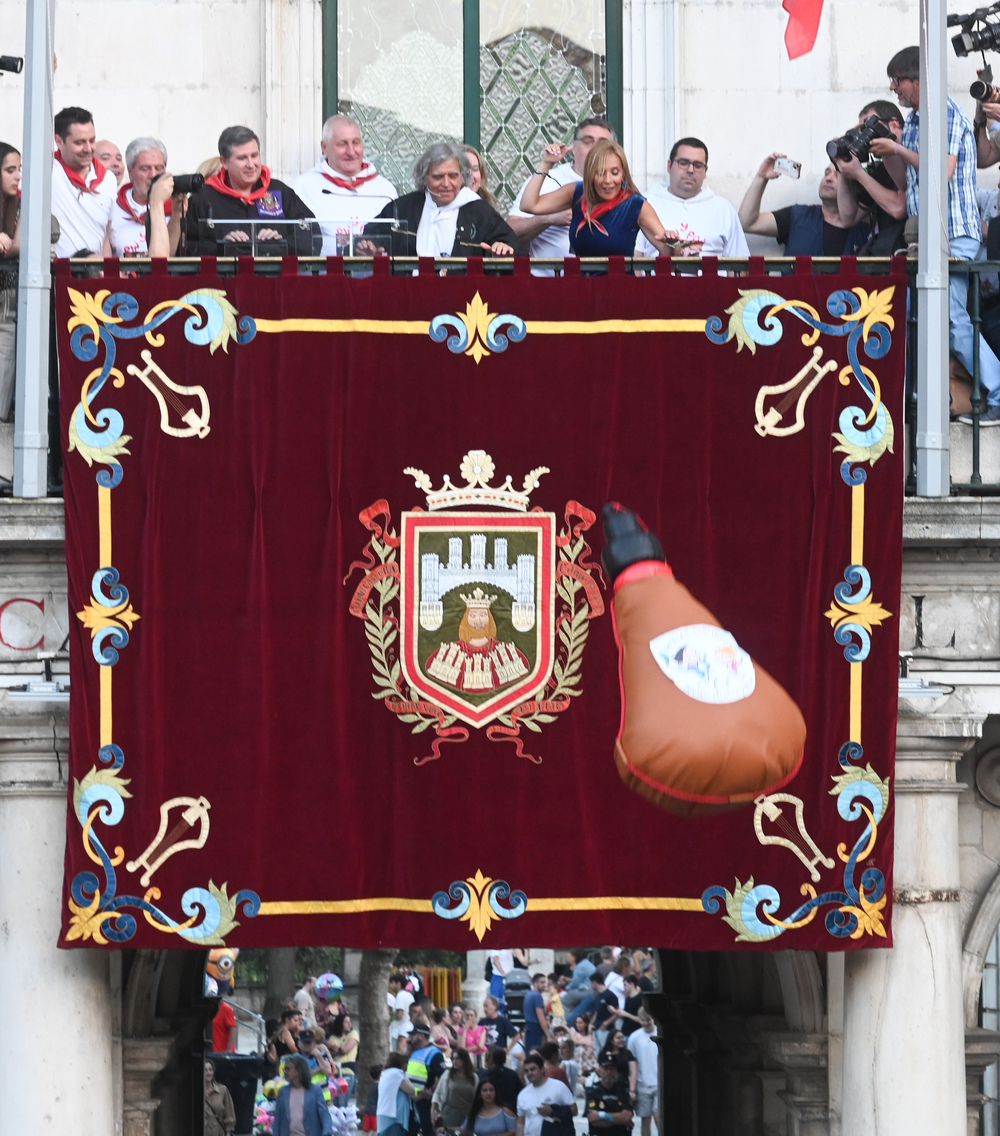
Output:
top-left (783, 0), bottom-right (825, 59)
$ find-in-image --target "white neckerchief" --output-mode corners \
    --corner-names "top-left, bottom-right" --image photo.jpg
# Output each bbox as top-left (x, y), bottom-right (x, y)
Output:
top-left (416, 186), bottom-right (479, 257)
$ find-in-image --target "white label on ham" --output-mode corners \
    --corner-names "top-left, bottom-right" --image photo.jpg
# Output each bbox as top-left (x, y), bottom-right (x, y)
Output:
top-left (649, 623), bottom-right (756, 704)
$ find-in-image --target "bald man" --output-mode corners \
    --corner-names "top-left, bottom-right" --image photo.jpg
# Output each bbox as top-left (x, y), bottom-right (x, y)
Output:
top-left (95, 139), bottom-right (124, 185)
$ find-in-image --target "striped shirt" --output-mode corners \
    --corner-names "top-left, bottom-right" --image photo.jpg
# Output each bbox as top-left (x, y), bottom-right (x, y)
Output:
top-left (900, 98), bottom-right (980, 241)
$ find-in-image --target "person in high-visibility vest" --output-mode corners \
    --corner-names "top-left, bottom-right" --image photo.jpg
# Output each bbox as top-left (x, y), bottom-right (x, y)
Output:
top-left (406, 1022), bottom-right (446, 1136)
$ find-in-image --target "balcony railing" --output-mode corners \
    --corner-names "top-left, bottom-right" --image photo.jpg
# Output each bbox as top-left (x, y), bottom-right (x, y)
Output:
top-left (18, 254), bottom-right (932, 498)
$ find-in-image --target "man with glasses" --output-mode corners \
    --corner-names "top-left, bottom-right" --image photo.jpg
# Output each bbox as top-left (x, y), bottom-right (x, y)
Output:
top-left (636, 137), bottom-right (748, 258)
top-left (508, 117), bottom-right (615, 272)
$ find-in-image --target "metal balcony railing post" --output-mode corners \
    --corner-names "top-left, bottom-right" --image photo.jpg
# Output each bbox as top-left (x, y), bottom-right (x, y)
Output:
top-left (14, 0), bottom-right (54, 498)
top-left (915, 0), bottom-right (951, 496)
top-left (972, 267), bottom-right (983, 486)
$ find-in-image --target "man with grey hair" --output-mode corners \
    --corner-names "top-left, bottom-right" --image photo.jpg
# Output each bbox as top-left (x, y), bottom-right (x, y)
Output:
top-left (186, 125), bottom-right (316, 255)
top-left (110, 137), bottom-right (183, 257)
top-left (359, 140), bottom-right (514, 258)
top-left (293, 115), bottom-right (397, 255)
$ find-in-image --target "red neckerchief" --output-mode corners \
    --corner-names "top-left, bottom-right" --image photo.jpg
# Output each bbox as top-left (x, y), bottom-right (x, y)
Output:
top-left (54, 151), bottom-right (108, 194)
top-left (116, 183), bottom-right (171, 223)
top-left (575, 188), bottom-right (632, 237)
top-left (205, 166), bottom-right (273, 204)
top-left (320, 162), bottom-right (379, 191)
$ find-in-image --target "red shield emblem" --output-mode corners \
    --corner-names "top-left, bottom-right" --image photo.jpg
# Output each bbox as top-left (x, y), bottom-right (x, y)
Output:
top-left (399, 511), bottom-right (556, 727)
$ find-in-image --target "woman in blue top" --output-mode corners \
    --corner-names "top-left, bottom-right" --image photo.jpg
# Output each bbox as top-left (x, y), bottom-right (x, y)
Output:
top-left (518, 139), bottom-right (679, 257)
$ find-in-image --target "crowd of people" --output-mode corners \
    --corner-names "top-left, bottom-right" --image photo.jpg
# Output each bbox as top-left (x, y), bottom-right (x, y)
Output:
top-left (231, 948), bottom-right (661, 1136)
top-left (4, 41), bottom-right (1000, 422)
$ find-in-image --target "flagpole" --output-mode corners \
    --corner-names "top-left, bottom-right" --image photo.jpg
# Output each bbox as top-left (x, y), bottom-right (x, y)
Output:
top-left (915, 0), bottom-right (950, 496)
top-left (14, 0), bottom-right (54, 498)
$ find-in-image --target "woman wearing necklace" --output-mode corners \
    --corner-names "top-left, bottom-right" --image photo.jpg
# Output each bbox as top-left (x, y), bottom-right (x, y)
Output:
top-left (518, 139), bottom-right (679, 258)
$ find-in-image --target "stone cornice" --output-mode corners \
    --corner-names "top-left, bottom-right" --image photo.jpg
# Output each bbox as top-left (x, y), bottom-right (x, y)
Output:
top-left (904, 497), bottom-right (1000, 546)
top-left (0, 498), bottom-right (65, 547)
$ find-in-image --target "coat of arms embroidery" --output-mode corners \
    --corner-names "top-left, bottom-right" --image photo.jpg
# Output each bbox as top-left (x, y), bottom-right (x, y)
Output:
top-left (346, 451), bottom-right (604, 763)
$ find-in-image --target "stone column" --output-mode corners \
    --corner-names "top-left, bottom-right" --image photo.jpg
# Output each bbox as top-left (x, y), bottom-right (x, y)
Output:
top-left (842, 715), bottom-right (978, 1136)
top-left (465, 949), bottom-right (489, 1014)
top-left (262, 0), bottom-right (324, 181)
top-left (0, 714), bottom-right (115, 1136)
top-left (621, 0), bottom-right (678, 190)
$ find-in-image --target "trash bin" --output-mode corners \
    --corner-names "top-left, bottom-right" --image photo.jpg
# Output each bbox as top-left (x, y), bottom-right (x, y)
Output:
top-left (210, 1052), bottom-right (259, 1135)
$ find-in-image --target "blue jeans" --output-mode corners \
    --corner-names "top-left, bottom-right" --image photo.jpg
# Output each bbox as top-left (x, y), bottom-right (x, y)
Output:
top-left (950, 235), bottom-right (1000, 405)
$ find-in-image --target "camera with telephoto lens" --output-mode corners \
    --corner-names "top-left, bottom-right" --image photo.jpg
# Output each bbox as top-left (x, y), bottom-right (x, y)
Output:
top-left (971, 78), bottom-right (1000, 102)
top-left (148, 172), bottom-right (205, 195)
top-left (826, 114), bottom-right (894, 164)
top-left (0, 56), bottom-right (22, 74)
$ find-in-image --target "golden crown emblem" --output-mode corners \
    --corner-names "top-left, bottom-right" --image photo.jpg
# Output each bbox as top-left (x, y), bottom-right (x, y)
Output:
top-left (404, 450), bottom-right (549, 512)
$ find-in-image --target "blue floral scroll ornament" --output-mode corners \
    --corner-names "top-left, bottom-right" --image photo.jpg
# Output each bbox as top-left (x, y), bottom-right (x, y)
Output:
top-left (429, 292), bottom-right (525, 364)
top-left (703, 744), bottom-right (889, 943)
top-left (706, 285), bottom-right (895, 476)
top-left (65, 287), bottom-right (256, 486)
top-left (66, 743), bottom-right (260, 946)
top-left (432, 869), bottom-right (527, 940)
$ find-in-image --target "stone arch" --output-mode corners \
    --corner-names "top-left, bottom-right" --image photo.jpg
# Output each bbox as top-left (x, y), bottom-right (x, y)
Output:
top-left (120, 948), bottom-right (212, 1136)
top-left (963, 865), bottom-right (1000, 1026)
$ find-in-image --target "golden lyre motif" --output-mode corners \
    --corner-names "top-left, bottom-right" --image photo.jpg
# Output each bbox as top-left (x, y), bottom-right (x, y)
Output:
top-left (754, 346), bottom-right (838, 437)
top-left (753, 792), bottom-right (835, 882)
top-left (125, 795), bottom-right (211, 886)
top-left (126, 348), bottom-right (211, 438)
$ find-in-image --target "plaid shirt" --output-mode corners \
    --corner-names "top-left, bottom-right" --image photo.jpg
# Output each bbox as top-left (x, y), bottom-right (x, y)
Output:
top-left (901, 97), bottom-right (980, 240)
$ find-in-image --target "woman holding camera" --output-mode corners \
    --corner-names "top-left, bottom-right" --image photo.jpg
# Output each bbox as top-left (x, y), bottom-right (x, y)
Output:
top-left (518, 139), bottom-right (679, 257)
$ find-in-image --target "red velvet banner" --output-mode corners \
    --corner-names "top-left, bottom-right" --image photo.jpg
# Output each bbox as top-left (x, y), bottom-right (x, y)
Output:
top-left (56, 259), bottom-right (904, 952)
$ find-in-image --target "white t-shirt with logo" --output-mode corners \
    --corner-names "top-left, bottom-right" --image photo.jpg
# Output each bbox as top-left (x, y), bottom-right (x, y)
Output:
top-left (516, 1078), bottom-right (575, 1136)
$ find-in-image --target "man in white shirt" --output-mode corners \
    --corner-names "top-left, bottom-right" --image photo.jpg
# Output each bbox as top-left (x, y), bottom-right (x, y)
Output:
top-left (293, 975), bottom-right (317, 1028)
top-left (293, 115), bottom-right (397, 255)
top-left (626, 1011), bottom-right (659, 1136)
top-left (52, 107), bottom-right (116, 258)
top-left (507, 118), bottom-right (615, 272)
top-left (515, 1052), bottom-right (576, 1136)
top-left (95, 140), bottom-right (125, 186)
top-left (110, 136), bottom-right (183, 258)
top-left (389, 971), bottom-right (415, 1050)
top-left (636, 136), bottom-right (749, 260)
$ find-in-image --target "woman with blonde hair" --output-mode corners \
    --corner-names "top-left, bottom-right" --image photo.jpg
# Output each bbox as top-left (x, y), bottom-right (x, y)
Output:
top-left (463, 146), bottom-right (498, 211)
top-left (518, 138), bottom-right (678, 257)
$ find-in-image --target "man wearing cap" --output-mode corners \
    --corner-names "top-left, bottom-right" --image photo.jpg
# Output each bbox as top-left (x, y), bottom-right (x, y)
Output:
top-left (585, 1057), bottom-right (633, 1136)
top-left (296, 1028), bottom-right (333, 1079)
top-left (406, 1022), bottom-right (446, 1136)
top-left (293, 115), bottom-right (397, 255)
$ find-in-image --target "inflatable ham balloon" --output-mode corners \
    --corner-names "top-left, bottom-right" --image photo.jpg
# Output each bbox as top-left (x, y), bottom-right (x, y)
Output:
top-left (603, 503), bottom-right (806, 817)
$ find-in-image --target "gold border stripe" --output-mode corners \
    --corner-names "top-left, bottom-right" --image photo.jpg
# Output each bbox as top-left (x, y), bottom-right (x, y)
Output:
top-left (851, 482), bottom-right (864, 565)
top-left (99, 485), bottom-right (112, 566)
top-left (850, 661), bottom-right (862, 746)
top-left (254, 319), bottom-right (429, 334)
top-left (257, 896), bottom-right (704, 916)
top-left (100, 666), bottom-right (112, 748)
top-left (259, 898), bottom-right (435, 916)
top-left (525, 320), bottom-right (706, 334)
top-left (251, 318), bottom-right (706, 336)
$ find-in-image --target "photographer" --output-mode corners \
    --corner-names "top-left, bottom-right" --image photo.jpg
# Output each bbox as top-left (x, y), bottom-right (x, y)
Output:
top-left (886, 45), bottom-right (1000, 422)
top-left (973, 70), bottom-right (1000, 167)
top-left (832, 102), bottom-right (907, 255)
top-left (738, 155), bottom-right (868, 254)
top-left (110, 137), bottom-right (184, 257)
